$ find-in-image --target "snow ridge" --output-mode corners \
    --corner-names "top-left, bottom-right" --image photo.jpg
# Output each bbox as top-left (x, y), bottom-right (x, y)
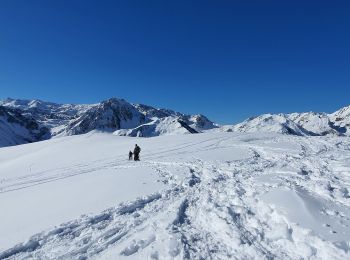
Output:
top-left (221, 107), bottom-right (350, 137)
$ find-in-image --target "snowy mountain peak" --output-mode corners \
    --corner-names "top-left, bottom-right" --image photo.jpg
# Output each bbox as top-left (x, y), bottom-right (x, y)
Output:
top-left (2, 98), bottom-right (51, 109)
top-left (2, 97), bottom-right (350, 148)
top-left (232, 113), bottom-right (310, 136)
top-left (55, 98), bottom-right (148, 136)
top-left (331, 105), bottom-right (350, 122)
top-left (0, 98), bottom-right (217, 147)
top-left (287, 112), bottom-right (342, 136)
top-left (219, 107), bottom-right (350, 137)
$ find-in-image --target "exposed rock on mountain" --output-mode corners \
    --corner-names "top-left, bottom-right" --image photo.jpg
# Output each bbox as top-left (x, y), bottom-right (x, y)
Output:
top-left (232, 114), bottom-right (312, 136)
top-left (0, 98), bottom-right (216, 147)
top-left (288, 112), bottom-right (345, 136)
top-left (134, 104), bottom-right (217, 131)
top-left (1, 97), bottom-right (350, 148)
top-left (55, 98), bottom-right (148, 136)
top-left (114, 117), bottom-right (198, 137)
top-left (0, 106), bottom-right (49, 147)
top-left (330, 105), bottom-right (350, 134)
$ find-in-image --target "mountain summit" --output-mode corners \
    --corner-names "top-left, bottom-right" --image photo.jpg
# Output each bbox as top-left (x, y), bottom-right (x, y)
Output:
top-left (1, 98), bottom-right (350, 148)
top-left (0, 98), bottom-right (217, 147)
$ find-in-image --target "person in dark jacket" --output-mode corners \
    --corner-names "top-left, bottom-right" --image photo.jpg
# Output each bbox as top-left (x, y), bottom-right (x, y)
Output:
top-left (134, 144), bottom-right (141, 161)
top-left (128, 151), bottom-right (133, 160)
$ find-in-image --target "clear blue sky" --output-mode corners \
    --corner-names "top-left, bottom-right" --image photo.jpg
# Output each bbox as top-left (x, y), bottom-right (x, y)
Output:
top-left (0, 1), bottom-right (349, 124)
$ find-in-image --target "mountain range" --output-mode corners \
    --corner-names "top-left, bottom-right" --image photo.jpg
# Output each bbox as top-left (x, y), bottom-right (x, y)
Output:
top-left (0, 97), bottom-right (349, 147)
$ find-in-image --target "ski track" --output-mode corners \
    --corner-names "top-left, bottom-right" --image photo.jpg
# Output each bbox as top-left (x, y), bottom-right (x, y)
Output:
top-left (0, 136), bottom-right (230, 194)
top-left (1, 135), bottom-right (350, 259)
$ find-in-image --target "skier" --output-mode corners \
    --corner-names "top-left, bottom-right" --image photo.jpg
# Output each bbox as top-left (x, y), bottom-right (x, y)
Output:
top-left (128, 151), bottom-right (133, 160)
top-left (134, 144), bottom-right (141, 161)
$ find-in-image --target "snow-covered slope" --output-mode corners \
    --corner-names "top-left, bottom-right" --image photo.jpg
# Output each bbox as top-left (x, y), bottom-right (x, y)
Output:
top-left (330, 105), bottom-right (350, 134)
top-left (220, 107), bottom-right (350, 136)
top-left (1, 132), bottom-right (350, 259)
top-left (287, 112), bottom-right (339, 136)
top-left (187, 114), bottom-right (217, 131)
top-left (134, 104), bottom-right (217, 131)
top-left (0, 106), bottom-right (49, 147)
top-left (232, 114), bottom-right (312, 136)
top-left (114, 117), bottom-right (198, 137)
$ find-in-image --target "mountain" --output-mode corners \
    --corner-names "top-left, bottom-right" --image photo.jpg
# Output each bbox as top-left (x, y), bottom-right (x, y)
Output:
top-left (287, 112), bottom-right (340, 136)
top-left (1, 98), bottom-right (92, 129)
top-left (330, 105), bottom-right (350, 134)
top-left (1, 97), bottom-right (350, 148)
top-left (0, 105), bottom-right (49, 147)
top-left (134, 104), bottom-right (217, 131)
top-left (55, 98), bottom-right (148, 136)
top-left (220, 107), bottom-right (350, 137)
top-left (114, 117), bottom-right (198, 137)
top-left (0, 98), bottom-right (217, 147)
top-left (231, 114), bottom-right (312, 136)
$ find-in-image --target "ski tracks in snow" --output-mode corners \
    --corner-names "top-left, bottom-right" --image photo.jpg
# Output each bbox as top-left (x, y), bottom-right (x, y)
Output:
top-left (1, 134), bottom-right (350, 259)
top-left (0, 155), bottom-right (286, 259)
top-left (0, 136), bottom-right (230, 194)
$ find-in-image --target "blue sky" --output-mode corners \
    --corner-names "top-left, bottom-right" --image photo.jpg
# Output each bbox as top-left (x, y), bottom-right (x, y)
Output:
top-left (0, 1), bottom-right (349, 124)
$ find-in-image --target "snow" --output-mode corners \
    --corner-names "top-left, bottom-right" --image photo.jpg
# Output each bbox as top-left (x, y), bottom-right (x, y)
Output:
top-left (261, 187), bottom-right (350, 243)
top-left (114, 117), bottom-right (195, 137)
top-left (0, 133), bottom-right (165, 252)
top-left (0, 106), bottom-right (48, 147)
top-left (0, 117), bottom-right (32, 147)
top-left (1, 132), bottom-right (350, 259)
top-left (0, 98), bottom-right (218, 145)
top-left (288, 112), bottom-right (337, 135)
top-left (2, 98), bottom-right (350, 151)
top-left (217, 109), bottom-right (350, 137)
top-left (232, 113), bottom-right (309, 136)
top-left (330, 105), bottom-right (350, 133)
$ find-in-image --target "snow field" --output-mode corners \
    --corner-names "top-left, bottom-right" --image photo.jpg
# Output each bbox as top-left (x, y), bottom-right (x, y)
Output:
top-left (0, 132), bottom-right (349, 259)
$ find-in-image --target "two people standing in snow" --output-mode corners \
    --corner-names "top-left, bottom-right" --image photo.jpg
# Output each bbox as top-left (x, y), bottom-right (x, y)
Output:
top-left (129, 144), bottom-right (141, 161)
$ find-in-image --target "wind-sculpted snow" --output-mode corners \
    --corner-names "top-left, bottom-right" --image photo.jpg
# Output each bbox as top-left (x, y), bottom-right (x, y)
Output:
top-left (0, 132), bottom-right (350, 259)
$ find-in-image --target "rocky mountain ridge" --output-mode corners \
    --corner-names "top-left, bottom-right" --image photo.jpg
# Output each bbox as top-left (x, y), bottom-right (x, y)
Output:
top-left (0, 97), bottom-right (349, 148)
top-left (0, 98), bottom-right (217, 147)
